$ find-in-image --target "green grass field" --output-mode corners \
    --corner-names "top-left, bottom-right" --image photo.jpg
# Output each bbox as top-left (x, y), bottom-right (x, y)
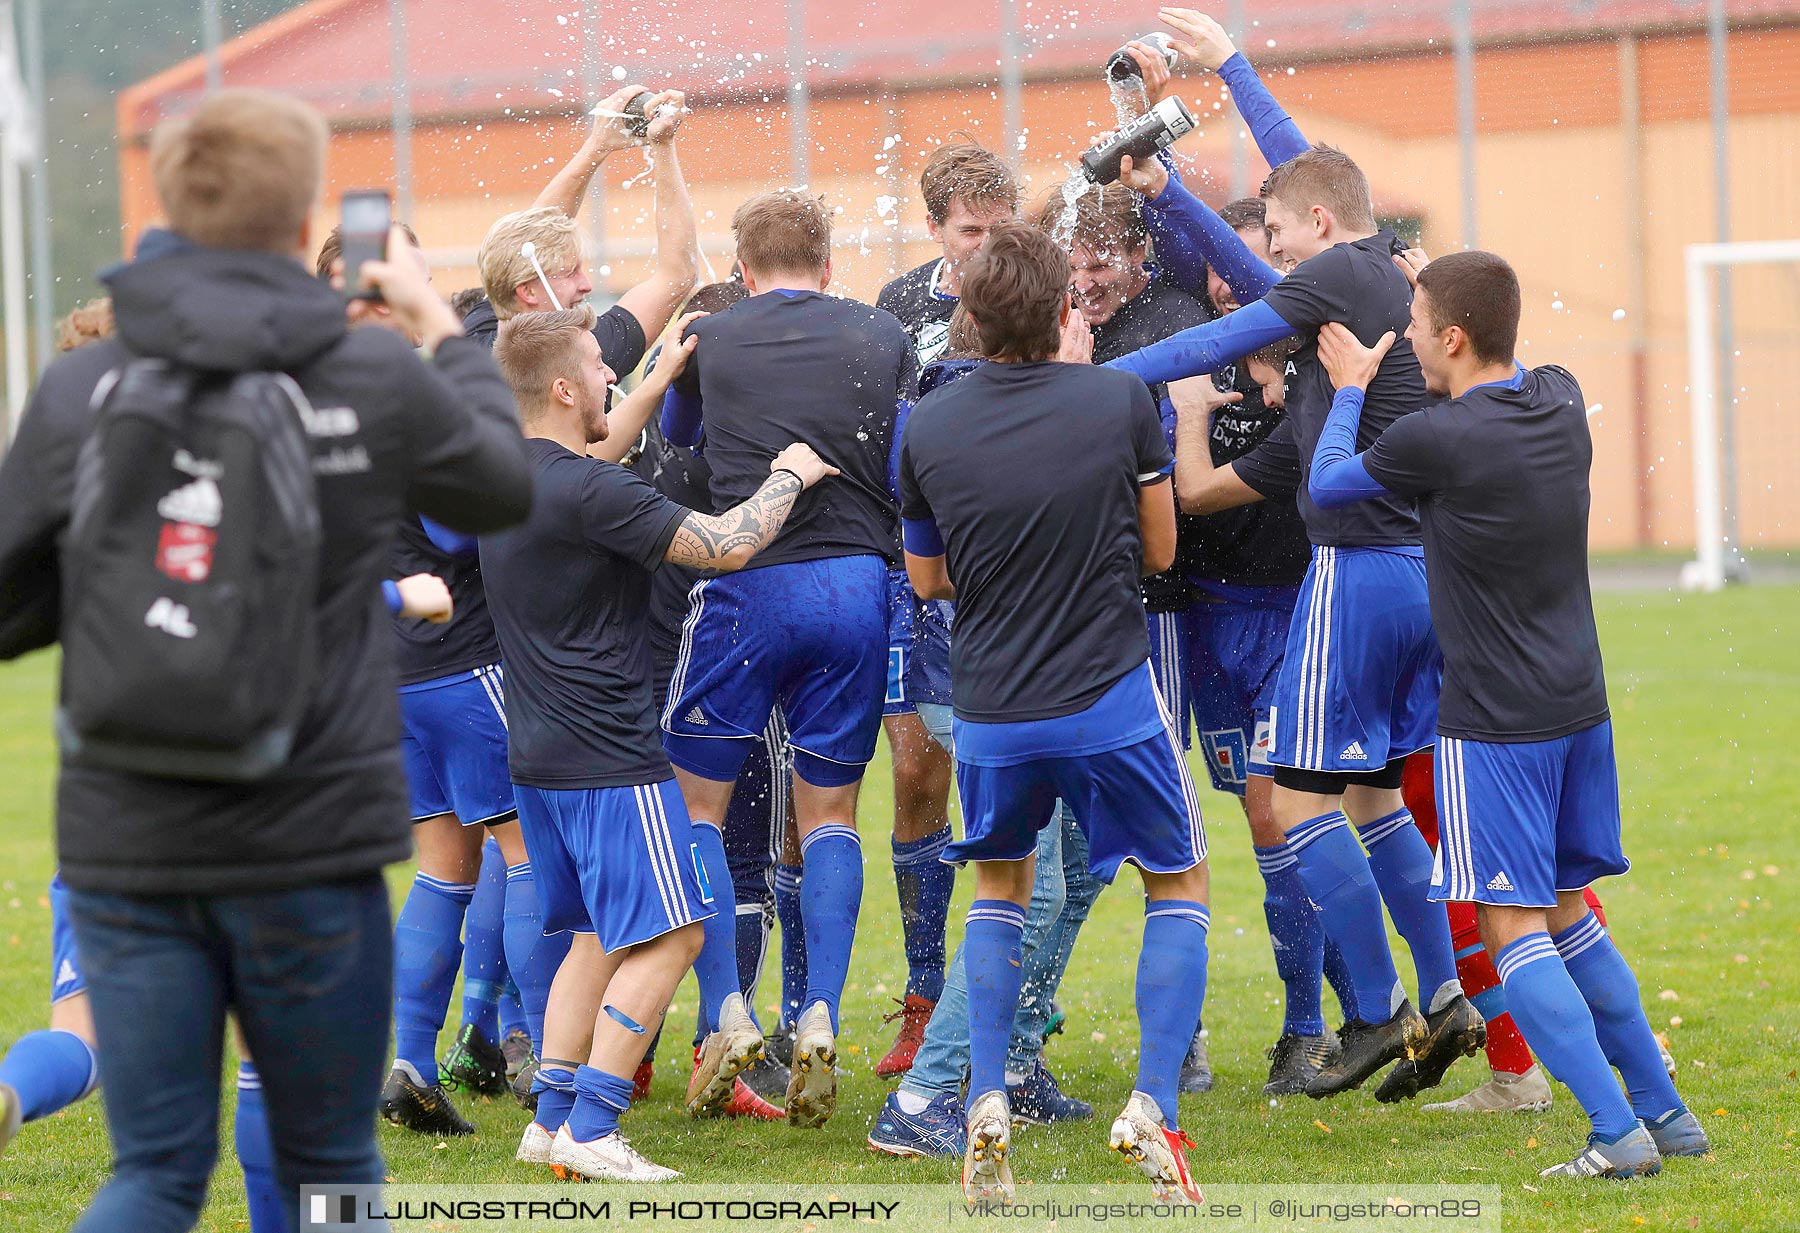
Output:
top-left (2, 585), bottom-right (1796, 1231)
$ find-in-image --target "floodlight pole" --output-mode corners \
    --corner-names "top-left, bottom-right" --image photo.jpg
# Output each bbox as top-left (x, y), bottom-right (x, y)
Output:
top-left (388, 0), bottom-right (415, 221)
top-left (1000, 0), bottom-right (1023, 164)
top-left (1707, 0), bottom-right (1741, 578)
top-left (202, 0), bottom-right (222, 90)
top-left (1227, 0), bottom-right (1247, 198)
top-left (787, 0), bottom-right (809, 187)
top-left (1453, 0), bottom-right (1477, 248)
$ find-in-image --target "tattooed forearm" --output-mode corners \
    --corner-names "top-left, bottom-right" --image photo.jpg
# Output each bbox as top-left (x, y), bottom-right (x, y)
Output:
top-left (665, 470), bottom-right (805, 570)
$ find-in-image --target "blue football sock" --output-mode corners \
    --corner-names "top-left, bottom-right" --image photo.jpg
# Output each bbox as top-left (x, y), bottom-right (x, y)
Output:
top-left (1287, 811), bottom-right (1403, 1023)
top-left (234, 1062), bottom-right (287, 1233)
top-left (499, 975), bottom-right (528, 1042)
top-left (1254, 842), bottom-right (1326, 1037)
top-left (1136, 901), bottom-right (1211, 1130)
top-left (964, 899), bottom-right (1028, 1104)
top-left (0, 1028), bottom-right (97, 1122)
top-left (798, 826), bottom-right (864, 1034)
top-left (892, 825), bottom-right (954, 1004)
top-left (1496, 934), bottom-right (1639, 1142)
top-left (688, 822), bottom-right (741, 1037)
top-left (1322, 934), bottom-right (1357, 1023)
top-left (502, 862), bottom-right (569, 1053)
top-left (460, 840), bottom-right (508, 1040)
top-left (531, 1064), bottom-right (579, 1135)
top-left (565, 1065), bottom-right (636, 1142)
top-left (1554, 913), bottom-right (1685, 1123)
top-left (392, 873), bottom-right (475, 1086)
top-left (1357, 809), bottom-right (1461, 1012)
top-left (773, 863), bottom-right (807, 1026)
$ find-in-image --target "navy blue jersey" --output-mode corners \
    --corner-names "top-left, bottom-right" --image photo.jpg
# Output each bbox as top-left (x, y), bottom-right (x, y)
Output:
top-left (394, 295), bottom-right (650, 682)
top-left (899, 361), bottom-right (1173, 723)
top-left (674, 291), bottom-right (908, 570)
top-left (877, 259), bottom-right (958, 396)
top-left (1232, 230), bottom-right (1426, 547)
top-left (481, 438), bottom-right (688, 789)
top-left (1365, 364), bottom-right (1607, 742)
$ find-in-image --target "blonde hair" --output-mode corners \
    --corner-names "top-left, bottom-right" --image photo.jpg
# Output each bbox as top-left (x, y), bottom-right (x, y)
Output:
top-left (148, 89), bottom-right (327, 252)
top-left (56, 298), bottom-right (115, 352)
top-left (493, 304), bottom-right (598, 421)
top-left (1261, 144), bottom-right (1377, 234)
top-left (479, 207), bottom-right (584, 320)
top-left (732, 190), bottom-right (831, 279)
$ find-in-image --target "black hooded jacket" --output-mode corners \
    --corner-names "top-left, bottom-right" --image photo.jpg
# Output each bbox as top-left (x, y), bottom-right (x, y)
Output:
top-left (0, 246), bottom-right (533, 894)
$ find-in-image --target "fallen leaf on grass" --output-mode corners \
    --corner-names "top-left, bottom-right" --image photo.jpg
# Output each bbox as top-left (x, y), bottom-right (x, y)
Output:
top-left (1313, 1119), bottom-right (1332, 1134)
top-left (1526, 1137), bottom-right (1538, 1149)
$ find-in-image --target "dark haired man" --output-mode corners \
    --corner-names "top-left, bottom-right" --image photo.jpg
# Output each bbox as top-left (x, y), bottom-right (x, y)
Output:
top-left (1305, 249), bottom-right (1707, 1180)
top-left (901, 223), bottom-right (1207, 1204)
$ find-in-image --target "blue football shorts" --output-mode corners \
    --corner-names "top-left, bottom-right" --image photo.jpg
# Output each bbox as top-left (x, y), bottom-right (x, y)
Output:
top-left (399, 665), bottom-right (517, 824)
top-left (883, 567), bottom-right (917, 718)
top-left (50, 873), bottom-right (84, 1004)
top-left (1146, 608), bottom-right (1192, 752)
top-left (1185, 589), bottom-right (1299, 795)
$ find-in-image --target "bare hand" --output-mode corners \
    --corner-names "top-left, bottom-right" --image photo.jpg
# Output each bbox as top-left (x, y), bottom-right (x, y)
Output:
top-left (642, 88), bottom-right (687, 145)
top-left (650, 311), bottom-right (705, 385)
top-left (1247, 355), bottom-right (1286, 408)
top-left (1392, 247), bottom-right (1428, 288)
top-left (771, 442), bottom-right (839, 490)
top-left (1057, 306), bottom-right (1094, 364)
top-left (395, 573), bottom-right (454, 624)
top-left (590, 83), bottom-right (649, 154)
top-left (1122, 41), bottom-right (1175, 111)
top-left (1117, 152), bottom-right (1169, 199)
top-left (343, 226), bottom-right (461, 349)
top-left (1316, 323), bottom-right (1395, 392)
top-left (1169, 374), bottom-right (1243, 421)
top-left (1160, 8), bottom-right (1237, 72)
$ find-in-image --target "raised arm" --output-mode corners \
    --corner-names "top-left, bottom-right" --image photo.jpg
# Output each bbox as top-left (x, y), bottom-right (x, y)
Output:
top-left (1159, 10), bottom-right (1311, 167)
top-left (533, 84), bottom-right (653, 219)
top-left (593, 311), bottom-right (703, 464)
top-left (1308, 323), bottom-right (1398, 508)
top-left (1127, 154), bottom-right (1280, 304)
top-left (1105, 297), bottom-right (1297, 385)
top-left (611, 97), bottom-right (700, 345)
top-left (664, 443), bottom-right (836, 571)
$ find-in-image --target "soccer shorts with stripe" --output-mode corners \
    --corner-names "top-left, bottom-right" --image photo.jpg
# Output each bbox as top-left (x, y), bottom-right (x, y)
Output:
top-left (1430, 721), bottom-right (1629, 907)
top-left (1146, 608), bottom-right (1192, 751)
top-left (399, 665), bottom-right (517, 824)
top-left (50, 873), bottom-right (84, 1004)
top-left (512, 779), bottom-right (717, 953)
top-left (884, 567), bottom-right (918, 717)
top-left (1268, 546), bottom-right (1440, 775)
top-left (662, 554), bottom-right (888, 788)
top-left (1184, 588), bottom-right (1299, 794)
top-left (909, 596), bottom-right (953, 708)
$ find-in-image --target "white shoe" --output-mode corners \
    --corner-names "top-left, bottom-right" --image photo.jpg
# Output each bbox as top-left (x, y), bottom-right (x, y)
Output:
top-left (784, 1000), bottom-right (838, 1129)
top-left (1108, 1091), bottom-right (1203, 1203)
top-left (516, 1121), bottom-right (555, 1165)
top-left (962, 1089), bottom-right (1014, 1204)
top-left (548, 1124), bottom-right (680, 1182)
top-left (687, 991), bottom-right (766, 1117)
top-left (1421, 1064), bottom-right (1554, 1113)
top-left (0, 1082), bottom-right (21, 1159)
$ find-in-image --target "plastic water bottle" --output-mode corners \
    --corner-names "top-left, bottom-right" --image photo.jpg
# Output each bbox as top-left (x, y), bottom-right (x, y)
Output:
top-left (1106, 33), bottom-right (1179, 85)
top-left (1080, 97), bottom-right (1197, 185)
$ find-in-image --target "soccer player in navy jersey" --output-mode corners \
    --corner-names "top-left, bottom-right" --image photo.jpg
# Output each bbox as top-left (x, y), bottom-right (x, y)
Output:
top-left (1304, 250), bottom-right (1708, 1179)
top-left (901, 224), bottom-right (1208, 1204)
top-left (484, 305), bottom-right (833, 1179)
top-left (659, 190), bottom-right (912, 1128)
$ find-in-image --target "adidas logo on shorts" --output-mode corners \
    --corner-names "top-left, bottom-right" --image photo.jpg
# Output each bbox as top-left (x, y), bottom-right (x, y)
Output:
top-left (683, 706), bottom-right (708, 727)
top-left (1486, 871), bottom-right (1515, 892)
top-left (57, 958), bottom-right (78, 986)
top-left (1340, 741), bottom-right (1368, 762)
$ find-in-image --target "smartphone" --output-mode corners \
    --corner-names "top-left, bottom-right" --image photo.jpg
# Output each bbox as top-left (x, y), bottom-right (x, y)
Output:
top-left (339, 190), bottom-right (391, 300)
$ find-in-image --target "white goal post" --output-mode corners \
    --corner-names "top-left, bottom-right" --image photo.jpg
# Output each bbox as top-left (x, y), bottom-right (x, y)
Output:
top-left (1684, 238), bottom-right (1800, 592)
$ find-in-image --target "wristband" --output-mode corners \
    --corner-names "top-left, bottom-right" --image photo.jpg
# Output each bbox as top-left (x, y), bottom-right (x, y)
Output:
top-left (770, 467), bottom-right (804, 488)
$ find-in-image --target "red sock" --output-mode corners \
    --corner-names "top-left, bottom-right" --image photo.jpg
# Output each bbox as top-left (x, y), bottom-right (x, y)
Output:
top-left (1401, 751), bottom-right (1439, 848)
top-left (1585, 886), bottom-right (1608, 928)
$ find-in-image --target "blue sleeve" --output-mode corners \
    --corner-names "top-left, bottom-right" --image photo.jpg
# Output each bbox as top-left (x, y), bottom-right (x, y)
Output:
top-left (1157, 394), bottom-right (1178, 451)
top-left (1143, 163), bottom-right (1279, 305)
top-left (1308, 387), bottom-right (1394, 508)
top-left (888, 400), bottom-right (913, 502)
top-left (1105, 299), bottom-right (1297, 385)
top-left (381, 579), bottom-right (403, 615)
top-left (419, 516), bottom-right (477, 557)
top-left (1216, 53), bottom-right (1311, 169)
top-left (660, 383), bottom-right (704, 449)
top-left (902, 517), bottom-right (944, 557)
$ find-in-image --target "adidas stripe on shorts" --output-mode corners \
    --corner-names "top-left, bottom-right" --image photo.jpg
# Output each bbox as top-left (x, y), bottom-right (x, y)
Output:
top-left (49, 874), bottom-right (86, 1004)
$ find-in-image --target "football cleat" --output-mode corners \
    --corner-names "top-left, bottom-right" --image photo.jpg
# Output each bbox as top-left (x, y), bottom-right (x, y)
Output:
top-left (867, 1090), bottom-right (967, 1158)
top-left (549, 1124), bottom-right (680, 1182)
top-left (501, 1028), bottom-right (536, 1080)
top-left (1646, 1106), bottom-right (1712, 1158)
top-left (741, 1051), bottom-right (792, 1104)
top-left (1108, 1092), bottom-right (1203, 1203)
top-left (1264, 1030), bottom-right (1339, 1097)
top-left (685, 992), bottom-right (765, 1117)
top-left (1007, 1059), bottom-right (1093, 1124)
top-left (0, 1082), bottom-right (21, 1159)
top-left (1178, 1027), bottom-right (1213, 1095)
top-left (440, 1022), bottom-right (508, 1096)
top-left (962, 1090), bottom-right (1014, 1204)
top-left (784, 1001), bottom-right (839, 1129)
top-left (722, 1076), bottom-right (786, 1121)
top-left (516, 1121), bottom-right (556, 1166)
top-left (1421, 1063), bottom-right (1553, 1113)
top-left (875, 994), bottom-right (936, 1078)
top-left (1306, 1000), bottom-right (1427, 1098)
top-left (380, 1066), bottom-right (475, 1137)
top-left (1538, 1124), bottom-right (1662, 1179)
top-left (512, 1058), bottom-right (540, 1112)
top-left (1375, 994), bottom-right (1487, 1103)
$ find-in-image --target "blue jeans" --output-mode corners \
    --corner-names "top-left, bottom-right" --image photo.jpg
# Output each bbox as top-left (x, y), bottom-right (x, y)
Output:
top-left (66, 876), bottom-right (392, 1233)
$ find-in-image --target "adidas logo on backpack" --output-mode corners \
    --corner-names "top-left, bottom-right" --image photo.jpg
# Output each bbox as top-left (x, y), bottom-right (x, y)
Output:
top-left (1486, 871), bottom-right (1515, 892)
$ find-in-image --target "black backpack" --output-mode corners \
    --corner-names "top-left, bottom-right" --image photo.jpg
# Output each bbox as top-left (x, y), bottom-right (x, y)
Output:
top-left (55, 359), bottom-right (323, 781)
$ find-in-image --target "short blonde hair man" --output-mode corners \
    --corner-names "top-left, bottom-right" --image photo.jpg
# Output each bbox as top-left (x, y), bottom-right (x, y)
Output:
top-left (478, 207), bottom-right (585, 320)
top-left (148, 89), bottom-right (328, 252)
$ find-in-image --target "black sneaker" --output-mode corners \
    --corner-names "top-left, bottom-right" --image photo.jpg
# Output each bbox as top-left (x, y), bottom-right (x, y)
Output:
top-left (440, 1023), bottom-right (508, 1095)
top-left (1374, 994), bottom-right (1487, 1104)
top-left (1177, 1028), bottom-right (1213, 1094)
top-left (1264, 1029), bottom-right (1338, 1096)
top-left (765, 1020), bottom-right (796, 1070)
top-left (380, 1067), bottom-right (475, 1136)
top-left (1305, 1001), bottom-right (1427, 1099)
top-left (500, 1028), bottom-right (535, 1080)
top-left (511, 1057), bottom-right (539, 1113)
top-left (741, 1051), bottom-right (792, 1105)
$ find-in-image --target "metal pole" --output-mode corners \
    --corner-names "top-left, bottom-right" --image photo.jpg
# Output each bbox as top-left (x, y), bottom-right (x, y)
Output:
top-left (1228, 0), bottom-right (1248, 198)
top-left (3, 149), bottom-right (27, 435)
top-left (1707, 0), bottom-right (1740, 576)
top-left (202, 0), bottom-right (223, 91)
top-left (1619, 35), bottom-right (1653, 549)
top-left (1000, 0), bottom-right (1023, 165)
top-left (1453, 0), bottom-right (1477, 247)
top-left (20, 0), bottom-right (50, 372)
top-left (582, 0), bottom-right (606, 269)
top-left (388, 0), bottom-right (414, 220)
top-left (787, 0), bottom-right (809, 186)
top-left (1685, 246), bottom-right (1723, 592)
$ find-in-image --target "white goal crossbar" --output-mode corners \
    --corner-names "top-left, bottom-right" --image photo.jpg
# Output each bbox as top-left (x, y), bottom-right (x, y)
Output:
top-left (1685, 239), bottom-right (1800, 591)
